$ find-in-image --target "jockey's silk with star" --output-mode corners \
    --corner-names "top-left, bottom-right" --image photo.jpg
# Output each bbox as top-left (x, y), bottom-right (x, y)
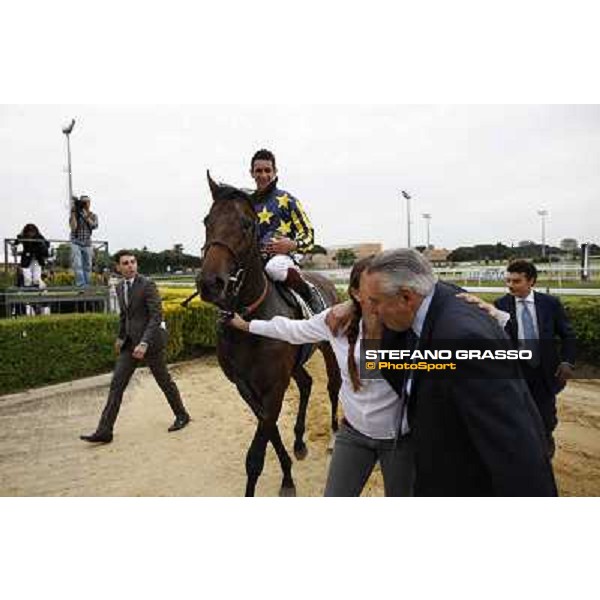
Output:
top-left (251, 179), bottom-right (314, 254)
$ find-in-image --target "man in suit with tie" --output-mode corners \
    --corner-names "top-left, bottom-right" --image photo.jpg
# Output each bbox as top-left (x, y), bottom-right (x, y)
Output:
top-left (494, 260), bottom-right (576, 458)
top-left (81, 250), bottom-right (190, 444)
top-left (361, 249), bottom-right (557, 496)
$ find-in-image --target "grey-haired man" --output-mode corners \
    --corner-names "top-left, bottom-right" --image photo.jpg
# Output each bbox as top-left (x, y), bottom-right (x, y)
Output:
top-left (360, 249), bottom-right (557, 496)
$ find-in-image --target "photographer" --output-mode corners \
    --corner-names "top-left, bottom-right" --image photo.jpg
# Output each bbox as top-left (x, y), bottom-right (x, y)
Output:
top-left (69, 194), bottom-right (98, 288)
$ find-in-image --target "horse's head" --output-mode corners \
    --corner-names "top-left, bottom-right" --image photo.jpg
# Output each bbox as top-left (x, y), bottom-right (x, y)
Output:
top-left (198, 171), bottom-right (259, 307)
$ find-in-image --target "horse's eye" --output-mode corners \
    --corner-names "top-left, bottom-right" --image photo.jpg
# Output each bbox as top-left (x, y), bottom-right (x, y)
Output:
top-left (241, 217), bottom-right (254, 230)
top-left (203, 216), bottom-right (210, 226)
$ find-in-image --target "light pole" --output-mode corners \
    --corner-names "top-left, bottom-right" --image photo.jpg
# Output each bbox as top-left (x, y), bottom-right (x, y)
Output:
top-left (422, 213), bottom-right (432, 249)
top-left (402, 190), bottom-right (412, 247)
top-left (537, 209), bottom-right (548, 258)
top-left (62, 119), bottom-right (76, 207)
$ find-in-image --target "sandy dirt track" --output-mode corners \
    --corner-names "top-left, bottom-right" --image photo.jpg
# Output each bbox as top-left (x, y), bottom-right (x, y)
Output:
top-left (1, 354), bottom-right (599, 496)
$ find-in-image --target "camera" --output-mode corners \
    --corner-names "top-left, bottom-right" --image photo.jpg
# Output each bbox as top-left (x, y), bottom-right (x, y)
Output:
top-left (72, 195), bottom-right (89, 213)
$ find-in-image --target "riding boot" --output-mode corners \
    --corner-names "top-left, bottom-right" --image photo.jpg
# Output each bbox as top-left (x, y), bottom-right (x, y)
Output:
top-left (284, 268), bottom-right (322, 313)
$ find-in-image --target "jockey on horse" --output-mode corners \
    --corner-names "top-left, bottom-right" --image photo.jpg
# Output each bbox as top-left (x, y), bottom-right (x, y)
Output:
top-left (199, 168), bottom-right (341, 495)
top-left (249, 148), bottom-right (323, 313)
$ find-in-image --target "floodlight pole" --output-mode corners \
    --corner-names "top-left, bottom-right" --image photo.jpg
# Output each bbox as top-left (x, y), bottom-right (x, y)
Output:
top-left (537, 209), bottom-right (548, 258)
top-left (62, 119), bottom-right (76, 207)
top-left (422, 213), bottom-right (432, 249)
top-left (402, 190), bottom-right (412, 248)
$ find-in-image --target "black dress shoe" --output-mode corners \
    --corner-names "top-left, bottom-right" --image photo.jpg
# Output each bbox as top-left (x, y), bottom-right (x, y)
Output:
top-left (80, 431), bottom-right (113, 444)
top-left (168, 413), bottom-right (190, 432)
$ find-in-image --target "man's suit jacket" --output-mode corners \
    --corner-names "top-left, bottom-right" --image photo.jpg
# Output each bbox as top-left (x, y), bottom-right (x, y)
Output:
top-left (117, 275), bottom-right (167, 354)
top-left (381, 281), bottom-right (557, 497)
top-left (494, 291), bottom-right (576, 396)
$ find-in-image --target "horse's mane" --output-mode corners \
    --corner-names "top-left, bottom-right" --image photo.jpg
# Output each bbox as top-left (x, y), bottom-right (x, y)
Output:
top-left (212, 182), bottom-right (256, 219)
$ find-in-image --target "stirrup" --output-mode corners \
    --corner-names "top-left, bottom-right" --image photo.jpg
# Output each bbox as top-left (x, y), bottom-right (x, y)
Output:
top-left (305, 284), bottom-right (325, 314)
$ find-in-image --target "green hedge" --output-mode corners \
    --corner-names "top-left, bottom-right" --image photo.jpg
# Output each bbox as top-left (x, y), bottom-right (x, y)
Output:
top-left (0, 313), bottom-right (117, 394)
top-left (562, 298), bottom-right (600, 364)
top-left (1, 293), bottom-right (597, 396)
top-left (0, 304), bottom-right (219, 396)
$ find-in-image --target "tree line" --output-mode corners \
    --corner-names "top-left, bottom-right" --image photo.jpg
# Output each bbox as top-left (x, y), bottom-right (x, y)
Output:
top-left (52, 243), bottom-right (202, 274)
top-left (46, 240), bottom-right (600, 274)
top-left (446, 242), bottom-right (600, 263)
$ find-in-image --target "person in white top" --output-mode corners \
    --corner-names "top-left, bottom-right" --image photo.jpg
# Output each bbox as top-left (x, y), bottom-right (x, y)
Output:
top-left (228, 256), bottom-right (415, 496)
top-left (229, 256), bottom-right (510, 496)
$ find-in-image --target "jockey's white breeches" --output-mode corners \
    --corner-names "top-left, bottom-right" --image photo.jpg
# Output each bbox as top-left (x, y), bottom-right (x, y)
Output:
top-left (265, 254), bottom-right (299, 282)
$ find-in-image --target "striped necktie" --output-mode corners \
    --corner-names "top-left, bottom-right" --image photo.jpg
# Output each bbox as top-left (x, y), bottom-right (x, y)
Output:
top-left (520, 300), bottom-right (539, 367)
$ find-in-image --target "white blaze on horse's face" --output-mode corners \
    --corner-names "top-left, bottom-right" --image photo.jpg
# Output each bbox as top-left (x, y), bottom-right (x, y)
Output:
top-left (251, 159), bottom-right (277, 192)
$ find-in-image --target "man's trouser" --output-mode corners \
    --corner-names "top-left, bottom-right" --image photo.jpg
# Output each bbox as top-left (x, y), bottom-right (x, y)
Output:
top-left (97, 343), bottom-right (187, 434)
top-left (71, 242), bottom-right (93, 287)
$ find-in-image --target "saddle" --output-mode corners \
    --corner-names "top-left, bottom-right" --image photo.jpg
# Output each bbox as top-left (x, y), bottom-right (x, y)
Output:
top-left (272, 280), bottom-right (327, 318)
top-left (272, 280), bottom-right (327, 370)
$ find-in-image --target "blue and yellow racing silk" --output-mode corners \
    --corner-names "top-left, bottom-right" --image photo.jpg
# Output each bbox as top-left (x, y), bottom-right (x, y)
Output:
top-left (251, 179), bottom-right (314, 254)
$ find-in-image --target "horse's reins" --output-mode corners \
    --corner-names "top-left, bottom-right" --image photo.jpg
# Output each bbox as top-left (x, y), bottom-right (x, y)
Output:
top-left (202, 237), bottom-right (270, 318)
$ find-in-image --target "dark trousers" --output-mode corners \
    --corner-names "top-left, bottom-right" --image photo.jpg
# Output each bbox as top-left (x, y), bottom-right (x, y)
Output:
top-left (97, 344), bottom-right (187, 434)
top-left (522, 363), bottom-right (557, 459)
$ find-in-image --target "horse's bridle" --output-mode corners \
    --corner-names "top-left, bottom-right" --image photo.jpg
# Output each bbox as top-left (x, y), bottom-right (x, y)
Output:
top-left (201, 225), bottom-right (269, 316)
top-left (201, 239), bottom-right (246, 301)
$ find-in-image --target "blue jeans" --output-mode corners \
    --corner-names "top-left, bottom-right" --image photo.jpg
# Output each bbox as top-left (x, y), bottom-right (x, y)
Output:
top-left (324, 420), bottom-right (415, 497)
top-left (71, 242), bottom-right (93, 287)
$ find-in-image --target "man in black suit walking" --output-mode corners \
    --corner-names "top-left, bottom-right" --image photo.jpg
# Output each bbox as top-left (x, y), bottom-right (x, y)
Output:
top-left (495, 260), bottom-right (576, 458)
top-left (81, 250), bottom-right (190, 444)
top-left (361, 249), bottom-right (557, 496)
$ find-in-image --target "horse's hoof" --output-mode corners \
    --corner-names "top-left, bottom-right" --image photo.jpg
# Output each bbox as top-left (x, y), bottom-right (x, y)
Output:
top-left (294, 444), bottom-right (308, 461)
top-left (279, 485), bottom-right (297, 497)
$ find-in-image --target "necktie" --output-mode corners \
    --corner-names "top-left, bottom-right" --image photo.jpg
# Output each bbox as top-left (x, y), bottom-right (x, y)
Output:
top-left (403, 328), bottom-right (419, 398)
top-left (520, 300), bottom-right (540, 367)
top-left (126, 280), bottom-right (133, 307)
top-left (405, 328), bottom-right (418, 353)
top-left (398, 328), bottom-right (418, 437)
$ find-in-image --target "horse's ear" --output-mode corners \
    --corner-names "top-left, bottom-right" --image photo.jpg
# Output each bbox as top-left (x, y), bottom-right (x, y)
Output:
top-left (207, 170), bottom-right (220, 198)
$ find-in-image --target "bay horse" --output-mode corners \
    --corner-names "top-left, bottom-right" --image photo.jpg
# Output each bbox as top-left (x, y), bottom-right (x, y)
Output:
top-left (198, 172), bottom-right (341, 497)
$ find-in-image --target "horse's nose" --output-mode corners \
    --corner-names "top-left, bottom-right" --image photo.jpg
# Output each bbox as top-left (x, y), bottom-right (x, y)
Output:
top-left (199, 273), bottom-right (226, 302)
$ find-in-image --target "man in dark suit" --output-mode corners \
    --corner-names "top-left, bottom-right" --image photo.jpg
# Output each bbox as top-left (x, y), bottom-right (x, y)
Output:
top-left (494, 260), bottom-right (576, 458)
top-left (81, 250), bottom-right (190, 444)
top-left (362, 249), bottom-right (557, 496)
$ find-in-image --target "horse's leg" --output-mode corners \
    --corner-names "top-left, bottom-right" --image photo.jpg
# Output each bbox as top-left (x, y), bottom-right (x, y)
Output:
top-left (268, 423), bottom-right (296, 497)
top-left (319, 342), bottom-right (341, 451)
top-left (291, 365), bottom-right (312, 460)
top-left (244, 421), bottom-right (270, 497)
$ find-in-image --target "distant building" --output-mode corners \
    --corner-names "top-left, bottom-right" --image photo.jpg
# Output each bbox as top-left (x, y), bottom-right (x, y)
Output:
top-left (328, 242), bottom-right (383, 260)
top-left (423, 247), bottom-right (451, 266)
top-left (518, 240), bottom-right (537, 247)
top-left (302, 242), bottom-right (383, 269)
top-left (560, 238), bottom-right (579, 252)
top-left (305, 253), bottom-right (337, 269)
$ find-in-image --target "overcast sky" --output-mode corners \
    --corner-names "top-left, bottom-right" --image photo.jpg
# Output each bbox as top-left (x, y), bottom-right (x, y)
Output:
top-left (1, 104), bottom-right (598, 257)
